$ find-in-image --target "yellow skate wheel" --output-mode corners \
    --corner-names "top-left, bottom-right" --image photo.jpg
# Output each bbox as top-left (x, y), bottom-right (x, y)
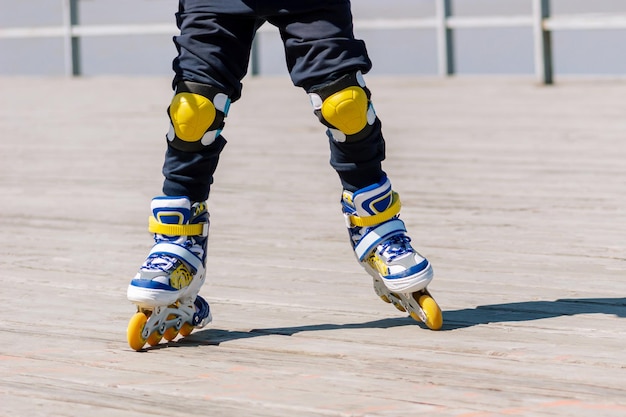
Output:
top-left (147, 330), bottom-right (163, 347)
top-left (393, 303), bottom-right (406, 313)
top-left (378, 292), bottom-right (406, 312)
top-left (163, 314), bottom-right (179, 341)
top-left (127, 312), bottom-right (148, 351)
top-left (163, 328), bottom-right (178, 341)
top-left (390, 293), bottom-right (406, 312)
top-left (179, 322), bottom-right (194, 337)
top-left (392, 303), bottom-right (407, 313)
top-left (417, 294), bottom-right (443, 330)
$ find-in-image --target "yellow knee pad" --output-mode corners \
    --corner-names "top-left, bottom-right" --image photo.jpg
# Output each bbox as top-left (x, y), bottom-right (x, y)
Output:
top-left (166, 81), bottom-right (231, 152)
top-left (170, 92), bottom-right (216, 142)
top-left (309, 71), bottom-right (377, 142)
top-left (321, 86), bottom-right (369, 135)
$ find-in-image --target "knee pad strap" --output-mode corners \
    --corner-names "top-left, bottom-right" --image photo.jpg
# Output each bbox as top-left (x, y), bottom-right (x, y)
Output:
top-left (167, 81), bottom-right (231, 152)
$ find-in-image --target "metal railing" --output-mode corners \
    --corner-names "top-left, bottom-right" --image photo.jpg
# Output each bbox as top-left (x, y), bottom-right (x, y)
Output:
top-left (1, 0), bottom-right (625, 83)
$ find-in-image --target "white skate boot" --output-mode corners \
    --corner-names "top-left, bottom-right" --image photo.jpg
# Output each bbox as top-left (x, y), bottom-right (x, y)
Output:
top-left (126, 196), bottom-right (212, 350)
top-left (342, 176), bottom-right (442, 329)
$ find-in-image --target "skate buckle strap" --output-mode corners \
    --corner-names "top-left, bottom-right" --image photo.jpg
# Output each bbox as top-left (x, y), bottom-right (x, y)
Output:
top-left (348, 192), bottom-right (401, 228)
top-left (354, 218), bottom-right (407, 261)
top-left (149, 216), bottom-right (208, 236)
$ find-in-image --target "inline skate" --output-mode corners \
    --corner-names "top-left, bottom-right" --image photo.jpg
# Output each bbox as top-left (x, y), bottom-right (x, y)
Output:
top-left (126, 196), bottom-right (212, 350)
top-left (342, 176), bottom-right (443, 329)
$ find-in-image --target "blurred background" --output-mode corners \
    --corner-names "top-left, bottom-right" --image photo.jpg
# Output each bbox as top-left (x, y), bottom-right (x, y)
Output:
top-left (0, 0), bottom-right (625, 79)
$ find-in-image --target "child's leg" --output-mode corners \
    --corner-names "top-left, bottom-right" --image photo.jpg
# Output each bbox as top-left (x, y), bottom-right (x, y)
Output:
top-left (273, 2), bottom-right (441, 327)
top-left (307, 71), bottom-right (433, 294)
top-left (126, 5), bottom-right (261, 349)
top-left (308, 70), bottom-right (441, 328)
top-left (165, 4), bottom-right (263, 201)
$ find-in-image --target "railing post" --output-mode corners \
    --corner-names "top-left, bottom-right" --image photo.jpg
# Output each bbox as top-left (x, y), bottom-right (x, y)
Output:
top-left (62, 0), bottom-right (81, 76)
top-left (532, 0), bottom-right (553, 84)
top-left (250, 35), bottom-right (260, 76)
top-left (436, 0), bottom-right (454, 76)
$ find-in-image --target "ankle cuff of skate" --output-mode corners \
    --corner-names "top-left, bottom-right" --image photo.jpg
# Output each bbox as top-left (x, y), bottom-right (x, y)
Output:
top-left (354, 218), bottom-right (406, 261)
top-left (348, 192), bottom-right (401, 227)
top-left (149, 216), bottom-right (208, 236)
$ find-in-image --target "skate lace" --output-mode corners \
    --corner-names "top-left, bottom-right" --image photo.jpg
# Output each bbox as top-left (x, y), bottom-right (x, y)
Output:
top-left (142, 238), bottom-right (203, 272)
top-left (379, 235), bottom-right (413, 262)
top-left (142, 253), bottom-right (178, 272)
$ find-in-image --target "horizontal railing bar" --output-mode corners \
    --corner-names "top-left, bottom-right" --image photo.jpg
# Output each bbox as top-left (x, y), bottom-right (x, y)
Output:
top-left (0, 23), bottom-right (177, 39)
top-left (544, 13), bottom-right (626, 30)
top-left (446, 15), bottom-right (534, 28)
top-left (2, 14), bottom-right (625, 41)
top-left (72, 23), bottom-right (177, 36)
top-left (0, 26), bottom-right (66, 39)
top-left (351, 18), bottom-right (438, 30)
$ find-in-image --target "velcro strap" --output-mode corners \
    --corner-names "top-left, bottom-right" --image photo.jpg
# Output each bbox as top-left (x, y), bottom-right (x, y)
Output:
top-left (149, 216), bottom-right (206, 236)
top-left (348, 192), bottom-right (401, 228)
top-left (148, 242), bottom-right (204, 273)
top-left (354, 219), bottom-right (407, 261)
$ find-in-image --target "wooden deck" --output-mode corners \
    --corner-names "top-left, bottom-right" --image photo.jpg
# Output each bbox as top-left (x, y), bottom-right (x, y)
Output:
top-left (0, 75), bottom-right (625, 417)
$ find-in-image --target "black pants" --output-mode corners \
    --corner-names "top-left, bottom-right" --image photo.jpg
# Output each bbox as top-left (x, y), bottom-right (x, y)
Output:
top-left (163, 0), bottom-right (386, 201)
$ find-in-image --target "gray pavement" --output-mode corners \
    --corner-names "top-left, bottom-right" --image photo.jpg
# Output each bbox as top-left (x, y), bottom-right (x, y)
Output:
top-left (0, 75), bottom-right (625, 417)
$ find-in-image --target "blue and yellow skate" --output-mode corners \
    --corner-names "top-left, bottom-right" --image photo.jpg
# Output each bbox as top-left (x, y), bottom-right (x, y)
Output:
top-left (342, 176), bottom-right (443, 329)
top-left (126, 196), bottom-right (212, 350)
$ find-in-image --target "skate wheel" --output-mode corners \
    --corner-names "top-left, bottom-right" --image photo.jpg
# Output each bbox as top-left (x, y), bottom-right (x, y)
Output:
top-left (163, 314), bottom-right (179, 341)
top-left (392, 303), bottom-right (406, 313)
top-left (417, 294), bottom-right (443, 330)
top-left (147, 331), bottom-right (163, 347)
top-left (163, 327), bottom-right (179, 341)
top-left (127, 312), bottom-right (148, 351)
top-left (393, 302), bottom-right (406, 312)
top-left (378, 292), bottom-right (406, 312)
top-left (389, 293), bottom-right (406, 312)
top-left (179, 322), bottom-right (194, 337)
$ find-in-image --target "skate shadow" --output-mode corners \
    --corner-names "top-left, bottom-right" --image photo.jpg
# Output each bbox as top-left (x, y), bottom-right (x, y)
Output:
top-left (162, 316), bottom-right (415, 348)
top-left (143, 297), bottom-right (626, 350)
top-left (442, 297), bottom-right (626, 330)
